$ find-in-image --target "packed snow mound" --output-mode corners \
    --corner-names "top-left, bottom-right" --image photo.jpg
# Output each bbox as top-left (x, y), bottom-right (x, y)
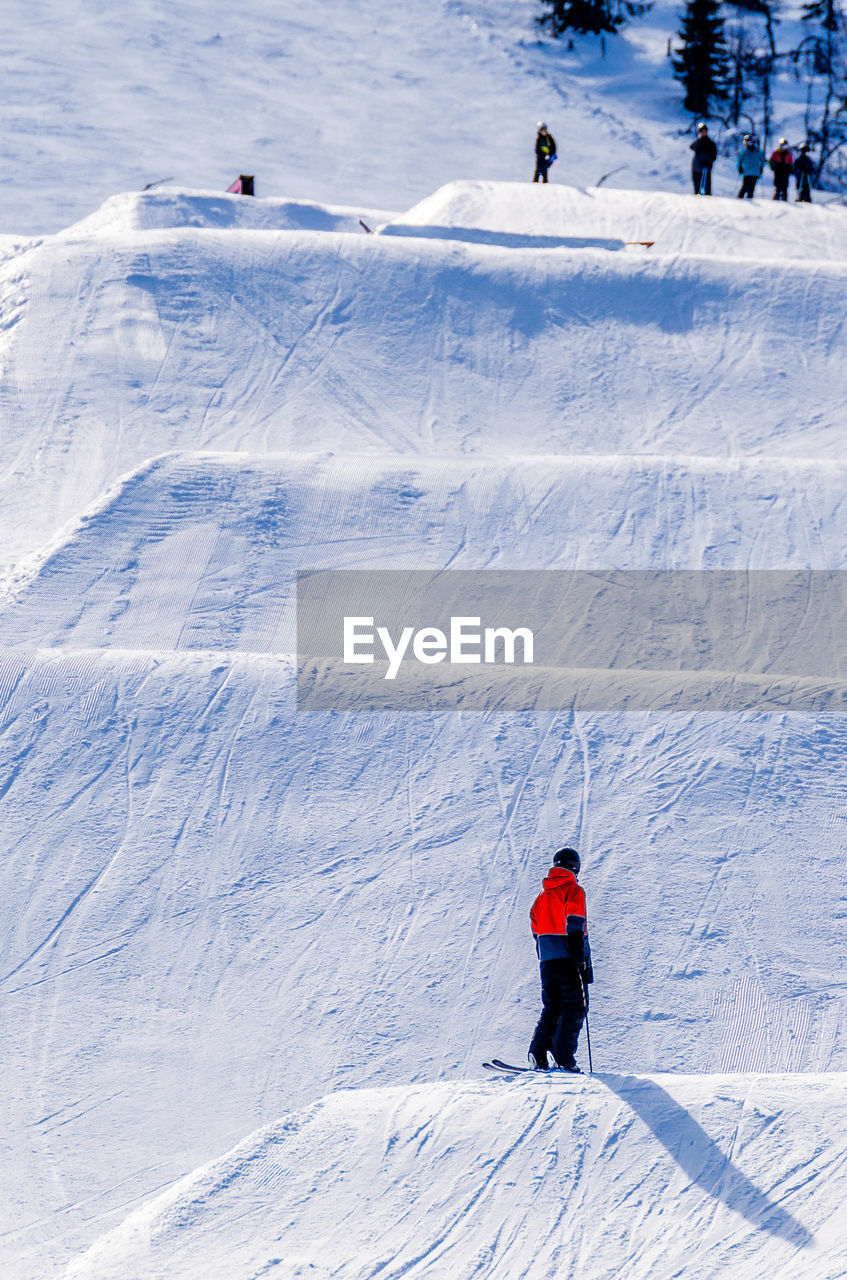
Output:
top-left (64, 1074), bottom-right (846, 1280)
top-left (2, 197), bottom-right (847, 564)
top-left (2, 452), bottom-right (845, 653)
top-left (382, 180), bottom-right (847, 264)
top-left (63, 189), bottom-right (396, 238)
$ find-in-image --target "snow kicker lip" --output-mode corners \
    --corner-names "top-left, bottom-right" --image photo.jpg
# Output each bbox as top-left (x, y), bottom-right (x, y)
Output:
top-left (296, 569), bottom-right (847, 713)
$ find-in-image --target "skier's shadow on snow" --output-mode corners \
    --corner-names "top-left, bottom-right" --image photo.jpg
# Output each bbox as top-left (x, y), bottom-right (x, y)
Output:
top-left (598, 1074), bottom-right (813, 1246)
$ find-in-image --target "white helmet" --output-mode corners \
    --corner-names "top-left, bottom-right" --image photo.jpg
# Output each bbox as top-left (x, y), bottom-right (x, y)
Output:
top-left (537, 121), bottom-right (548, 130)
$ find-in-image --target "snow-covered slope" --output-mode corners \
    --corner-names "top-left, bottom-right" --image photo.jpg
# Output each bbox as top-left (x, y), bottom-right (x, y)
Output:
top-left (0, 178), bottom-right (845, 1278)
top-left (64, 1075), bottom-right (846, 1280)
top-left (1, 452), bottom-right (846, 652)
top-left (5, 0), bottom-right (833, 239)
top-left (0, 0), bottom-right (699, 237)
top-left (2, 644), bottom-right (845, 1277)
top-left (2, 0), bottom-right (846, 1274)
top-left (2, 185), bottom-right (847, 565)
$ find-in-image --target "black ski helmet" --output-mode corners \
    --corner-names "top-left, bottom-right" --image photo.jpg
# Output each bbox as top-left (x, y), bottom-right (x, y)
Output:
top-left (553, 847), bottom-right (580, 873)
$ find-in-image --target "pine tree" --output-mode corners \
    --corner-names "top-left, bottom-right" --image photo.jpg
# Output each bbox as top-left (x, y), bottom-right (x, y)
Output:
top-left (799, 0), bottom-right (846, 183)
top-left (802, 0), bottom-right (840, 32)
top-left (674, 0), bottom-right (731, 116)
top-left (537, 0), bottom-right (649, 37)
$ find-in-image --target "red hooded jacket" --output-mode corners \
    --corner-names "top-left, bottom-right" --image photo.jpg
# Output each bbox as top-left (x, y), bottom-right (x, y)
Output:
top-left (530, 866), bottom-right (589, 964)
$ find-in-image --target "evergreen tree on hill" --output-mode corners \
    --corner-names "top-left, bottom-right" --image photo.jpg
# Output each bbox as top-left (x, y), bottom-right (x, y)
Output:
top-left (799, 0), bottom-right (846, 184)
top-left (674, 0), bottom-right (731, 115)
top-left (801, 0), bottom-right (840, 31)
top-left (537, 0), bottom-right (649, 36)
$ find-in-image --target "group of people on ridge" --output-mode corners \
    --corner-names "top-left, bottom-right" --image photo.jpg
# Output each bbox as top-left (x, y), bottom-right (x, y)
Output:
top-left (690, 121), bottom-right (814, 201)
top-left (532, 121), bottom-right (816, 203)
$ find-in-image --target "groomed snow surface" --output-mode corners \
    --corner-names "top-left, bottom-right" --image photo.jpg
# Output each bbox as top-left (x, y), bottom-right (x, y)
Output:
top-left (3, 182), bottom-right (847, 567)
top-left (65, 1076), bottom-right (846, 1280)
top-left (0, 180), bottom-right (844, 1280)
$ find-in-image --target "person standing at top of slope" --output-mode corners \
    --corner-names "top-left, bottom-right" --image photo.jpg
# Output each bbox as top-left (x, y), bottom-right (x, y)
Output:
top-left (690, 122), bottom-right (717, 195)
top-left (528, 847), bottom-right (593, 1073)
top-left (794, 143), bottom-right (814, 202)
top-left (736, 134), bottom-right (765, 198)
top-left (533, 123), bottom-right (557, 184)
top-left (769, 139), bottom-right (794, 201)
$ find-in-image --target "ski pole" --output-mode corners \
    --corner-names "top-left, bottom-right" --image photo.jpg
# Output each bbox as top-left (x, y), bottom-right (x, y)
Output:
top-left (578, 969), bottom-right (593, 1074)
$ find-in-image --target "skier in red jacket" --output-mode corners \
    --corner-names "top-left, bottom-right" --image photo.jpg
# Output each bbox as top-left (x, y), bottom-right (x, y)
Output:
top-left (769, 139), bottom-right (794, 201)
top-left (528, 847), bottom-right (593, 1072)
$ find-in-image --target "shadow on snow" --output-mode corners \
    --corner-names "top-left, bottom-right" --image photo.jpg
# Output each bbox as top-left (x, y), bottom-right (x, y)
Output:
top-left (599, 1073), bottom-right (814, 1247)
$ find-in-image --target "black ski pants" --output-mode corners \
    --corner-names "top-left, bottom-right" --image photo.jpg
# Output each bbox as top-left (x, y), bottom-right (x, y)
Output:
top-left (773, 178), bottom-right (789, 201)
top-left (797, 181), bottom-right (812, 203)
top-left (533, 160), bottom-right (550, 183)
top-left (692, 165), bottom-right (712, 195)
top-left (738, 175), bottom-right (758, 198)
top-left (529, 958), bottom-right (586, 1069)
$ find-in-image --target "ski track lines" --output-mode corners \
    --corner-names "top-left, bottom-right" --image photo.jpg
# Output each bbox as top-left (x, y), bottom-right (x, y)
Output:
top-left (60, 1077), bottom-right (847, 1280)
top-left (2, 453), bottom-right (847, 653)
top-left (1, 648), bottom-right (846, 1276)
top-left (2, 197), bottom-right (847, 560)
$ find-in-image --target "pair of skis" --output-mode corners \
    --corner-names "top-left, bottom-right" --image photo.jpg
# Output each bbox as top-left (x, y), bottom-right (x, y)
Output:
top-left (488, 973), bottom-right (592, 1079)
top-left (483, 1058), bottom-right (583, 1077)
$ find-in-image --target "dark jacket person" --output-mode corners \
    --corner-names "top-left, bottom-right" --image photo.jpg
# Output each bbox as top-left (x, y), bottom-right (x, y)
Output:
top-left (534, 123), bottom-right (557, 184)
top-left (691, 123), bottom-right (718, 195)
